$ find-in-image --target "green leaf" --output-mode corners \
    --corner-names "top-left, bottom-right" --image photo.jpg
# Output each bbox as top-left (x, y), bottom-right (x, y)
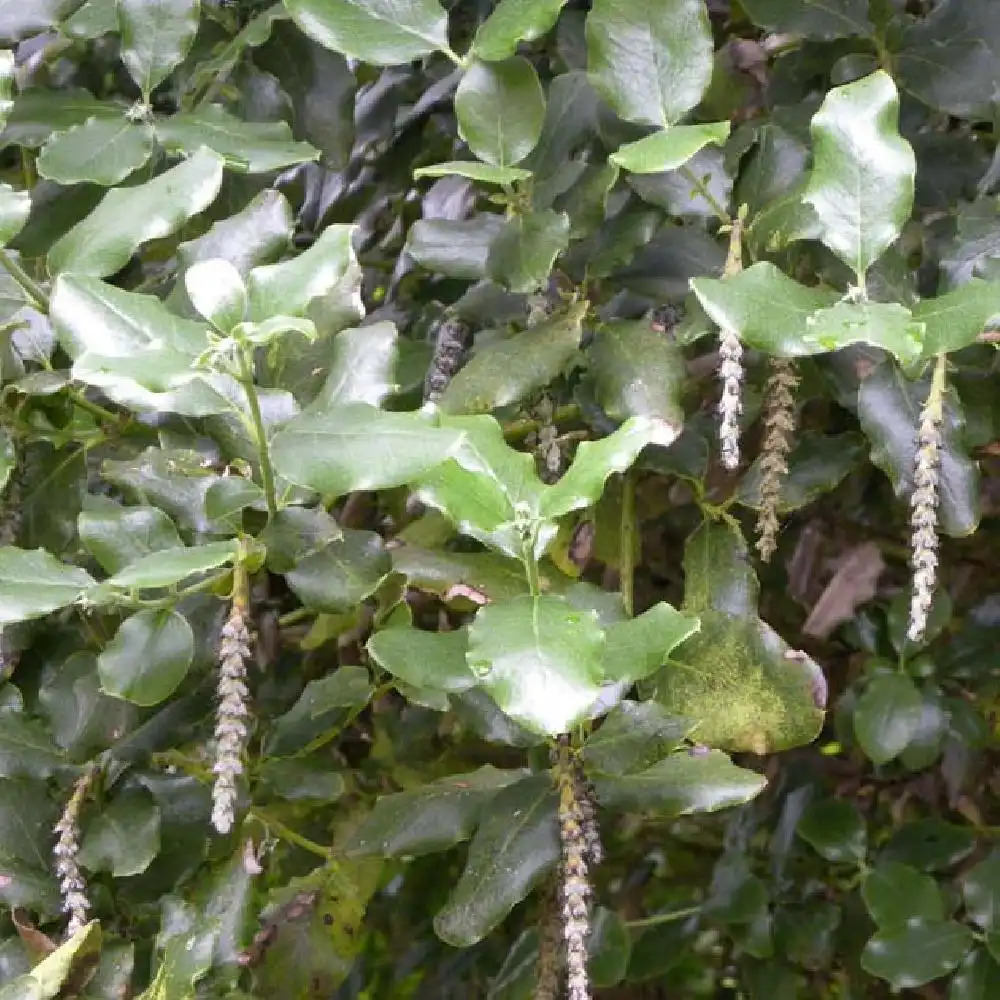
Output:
top-left (896, 0), bottom-right (1000, 119)
top-left (585, 0), bottom-right (713, 127)
top-left (0, 548), bottom-right (95, 625)
top-left (588, 318), bottom-right (685, 424)
top-left (50, 273), bottom-right (235, 416)
top-left (78, 496), bottom-right (183, 575)
top-left (455, 57), bottom-right (545, 168)
top-left (0, 184), bottom-right (29, 248)
top-left (405, 216), bottom-right (506, 280)
top-left (367, 627), bottom-right (475, 693)
top-left (156, 105), bottom-right (319, 173)
top-left (391, 545), bottom-right (531, 602)
top-left (117, 0), bottom-right (200, 97)
top-left (36, 117), bottom-right (154, 185)
top-left (950, 949), bottom-right (1000, 1000)
top-left (963, 852), bottom-right (1000, 931)
top-left (284, 529), bottom-right (390, 611)
top-left (61, 0), bottom-right (119, 39)
top-left (472, 0), bottom-right (567, 60)
top-left (98, 609), bottom-right (195, 706)
top-left (797, 799), bottom-right (867, 864)
top-left (413, 161), bottom-right (533, 185)
top-left (310, 322), bottom-right (400, 408)
top-left (611, 122), bottom-right (731, 174)
top-left (103, 540), bottom-right (238, 589)
top-left (539, 415), bottom-right (682, 521)
top-left (0, 50), bottom-right (12, 128)
top-left (582, 701), bottom-right (694, 775)
top-left (853, 672), bottom-right (924, 765)
top-left (862, 919), bottom-right (972, 990)
top-left (183, 258), bottom-right (247, 332)
top-left (0, 922), bottom-right (101, 1000)
top-left (737, 432), bottom-right (866, 513)
top-left (486, 209), bottom-right (570, 293)
top-left (740, 0), bottom-right (871, 39)
top-left (271, 404), bottom-right (465, 497)
top-left (245, 223), bottom-right (356, 321)
top-left (434, 774), bottom-right (558, 947)
top-left (441, 303), bottom-right (583, 415)
top-left (655, 523), bottom-right (825, 753)
top-left (803, 71), bottom-right (915, 281)
top-left (880, 819), bottom-right (977, 872)
top-left (913, 280), bottom-right (1000, 358)
top-left (601, 602), bottom-right (700, 684)
top-left (258, 758), bottom-right (346, 803)
top-left (258, 506), bottom-right (342, 574)
top-left (284, 0), bottom-right (449, 64)
top-left (302, 666), bottom-right (374, 715)
top-left (857, 360), bottom-right (980, 537)
top-left (803, 301), bottom-right (924, 365)
top-left (1, 89), bottom-right (121, 149)
top-left (78, 787), bottom-right (160, 876)
top-left (0, 713), bottom-right (68, 779)
top-left (589, 906), bottom-right (631, 988)
top-left (862, 862), bottom-right (944, 927)
top-left (467, 594), bottom-right (606, 735)
top-left (348, 766), bottom-right (526, 858)
top-left (47, 148), bottom-right (224, 277)
top-left (592, 749), bottom-right (766, 815)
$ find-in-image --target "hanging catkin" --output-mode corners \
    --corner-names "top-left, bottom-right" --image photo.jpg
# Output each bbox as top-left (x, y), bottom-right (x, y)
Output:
top-left (755, 358), bottom-right (799, 561)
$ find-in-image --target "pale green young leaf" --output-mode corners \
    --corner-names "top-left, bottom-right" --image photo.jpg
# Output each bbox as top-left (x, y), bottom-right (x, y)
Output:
top-left (601, 602), bottom-right (700, 685)
top-left (413, 161), bottom-right (532, 185)
top-left (611, 122), bottom-right (731, 174)
top-left (804, 300), bottom-right (924, 364)
top-left (184, 259), bottom-right (247, 332)
top-left (472, 0), bottom-right (567, 60)
top-left (913, 280), bottom-right (1000, 358)
top-left (284, 0), bottom-right (450, 64)
top-left (36, 117), bottom-right (154, 185)
top-left (0, 923), bottom-right (101, 1000)
top-left (803, 71), bottom-right (915, 281)
top-left (310, 321), bottom-right (400, 408)
top-left (0, 49), bottom-right (12, 128)
top-left (586, 0), bottom-right (713, 127)
top-left (0, 547), bottom-right (96, 625)
top-left (0, 184), bottom-right (30, 247)
top-left (102, 540), bottom-right (238, 590)
top-left (117, 0), bottom-right (201, 98)
top-left (61, 0), bottom-right (118, 39)
top-left (270, 403), bottom-right (465, 497)
top-left (455, 57), bottom-right (546, 168)
top-left (47, 148), bottom-right (225, 277)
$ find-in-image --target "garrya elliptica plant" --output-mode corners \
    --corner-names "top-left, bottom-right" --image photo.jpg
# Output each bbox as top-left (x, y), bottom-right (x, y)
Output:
top-left (0, 1), bottom-right (999, 997)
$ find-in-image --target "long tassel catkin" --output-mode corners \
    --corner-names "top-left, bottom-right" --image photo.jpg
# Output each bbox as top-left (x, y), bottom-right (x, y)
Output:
top-left (53, 766), bottom-right (96, 938)
top-left (755, 358), bottom-right (799, 562)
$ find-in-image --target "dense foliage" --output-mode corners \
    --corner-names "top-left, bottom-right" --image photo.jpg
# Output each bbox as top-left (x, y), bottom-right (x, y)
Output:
top-left (2, 0), bottom-right (1000, 997)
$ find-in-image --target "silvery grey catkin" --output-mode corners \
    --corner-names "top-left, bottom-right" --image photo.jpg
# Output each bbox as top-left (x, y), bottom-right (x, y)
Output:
top-left (423, 315), bottom-right (470, 404)
top-left (755, 358), bottom-right (799, 562)
top-left (716, 208), bottom-right (748, 471)
top-left (53, 766), bottom-right (96, 938)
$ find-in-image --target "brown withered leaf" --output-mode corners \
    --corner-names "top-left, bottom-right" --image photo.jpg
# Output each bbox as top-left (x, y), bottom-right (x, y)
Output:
top-left (802, 541), bottom-right (884, 639)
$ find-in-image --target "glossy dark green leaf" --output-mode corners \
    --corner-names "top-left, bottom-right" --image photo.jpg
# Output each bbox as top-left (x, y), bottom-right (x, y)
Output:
top-left (950, 949), bottom-right (1000, 1000)
top-left (258, 506), bottom-right (342, 574)
top-left (118, 0), bottom-right (200, 97)
top-left (896, 0), bottom-right (1000, 119)
top-left (258, 759), bottom-right (346, 803)
top-left (98, 609), bottom-right (194, 706)
top-left (284, 0), bottom-right (450, 64)
top-left (611, 122), bottom-right (730, 174)
top-left (1, 89), bottom-right (121, 149)
top-left (486, 209), bottom-right (570, 292)
top-left (455, 57), bottom-right (545, 168)
top-left (284, 529), bottom-right (390, 611)
top-left (0, 779), bottom-right (58, 870)
top-left (740, 0), bottom-right (871, 39)
top-left (349, 766), bottom-right (526, 858)
top-left (156, 106), bottom-right (319, 173)
top-left (963, 852), bottom-right (1000, 931)
top-left (585, 0), bottom-right (713, 127)
top-left (0, 547), bottom-right (95, 625)
top-left (367, 626), bottom-right (475, 693)
top-left (588, 319), bottom-right (685, 425)
top-left (79, 496), bottom-right (184, 575)
top-left (589, 906), bottom-right (631, 987)
top-left (440, 302), bottom-right (584, 414)
top-left (47, 148), bottom-right (224, 278)
top-left (858, 361), bottom-right (980, 537)
top-left (103, 541), bottom-right (238, 590)
top-left (36, 117), bottom-right (154, 186)
top-left (582, 701), bottom-right (694, 775)
top-left (405, 216), bottom-right (506, 280)
top-left (434, 774), bottom-right (559, 947)
top-left (0, 713), bottom-right (67, 779)
top-left (879, 819), bottom-right (977, 872)
top-left (803, 71), bottom-right (915, 280)
top-left (862, 919), bottom-right (972, 990)
top-left (78, 787), bottom-right (160, 877)
top-left (467, 594), bottom-right (605, 735)
top-left (853, 672), bottom-right (924, 765)
top-left (797, 798), bottom-right (867, 864)
top-left (301, 666), bottom-right (374, 716)
top-left (592, 749), bottom-right (766, 815)
top-left (472, 0), bottom-right (567, 60)
top-left (390, 545), bottom-right (530, 602)
top-left (271, 404), bottom-right (465, 497)
top-left (862, 861), bottom-right (944, 927)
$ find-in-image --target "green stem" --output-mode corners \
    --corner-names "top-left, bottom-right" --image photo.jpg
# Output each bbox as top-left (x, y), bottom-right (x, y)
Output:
top-left (503, 404), bottom-right (580, 443)
top-left (237, 345), bottom-right (278, 520)
top-left (250, 808), bottom-right (331, 859)
top-left (0, 250), bottom-right (49, 312)
top-left (625, 905), bottom-right (702, 930)
top-left (679, 166), bottom-right (730, 225)
top-left (620, 470), bottom-right (637, 618)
